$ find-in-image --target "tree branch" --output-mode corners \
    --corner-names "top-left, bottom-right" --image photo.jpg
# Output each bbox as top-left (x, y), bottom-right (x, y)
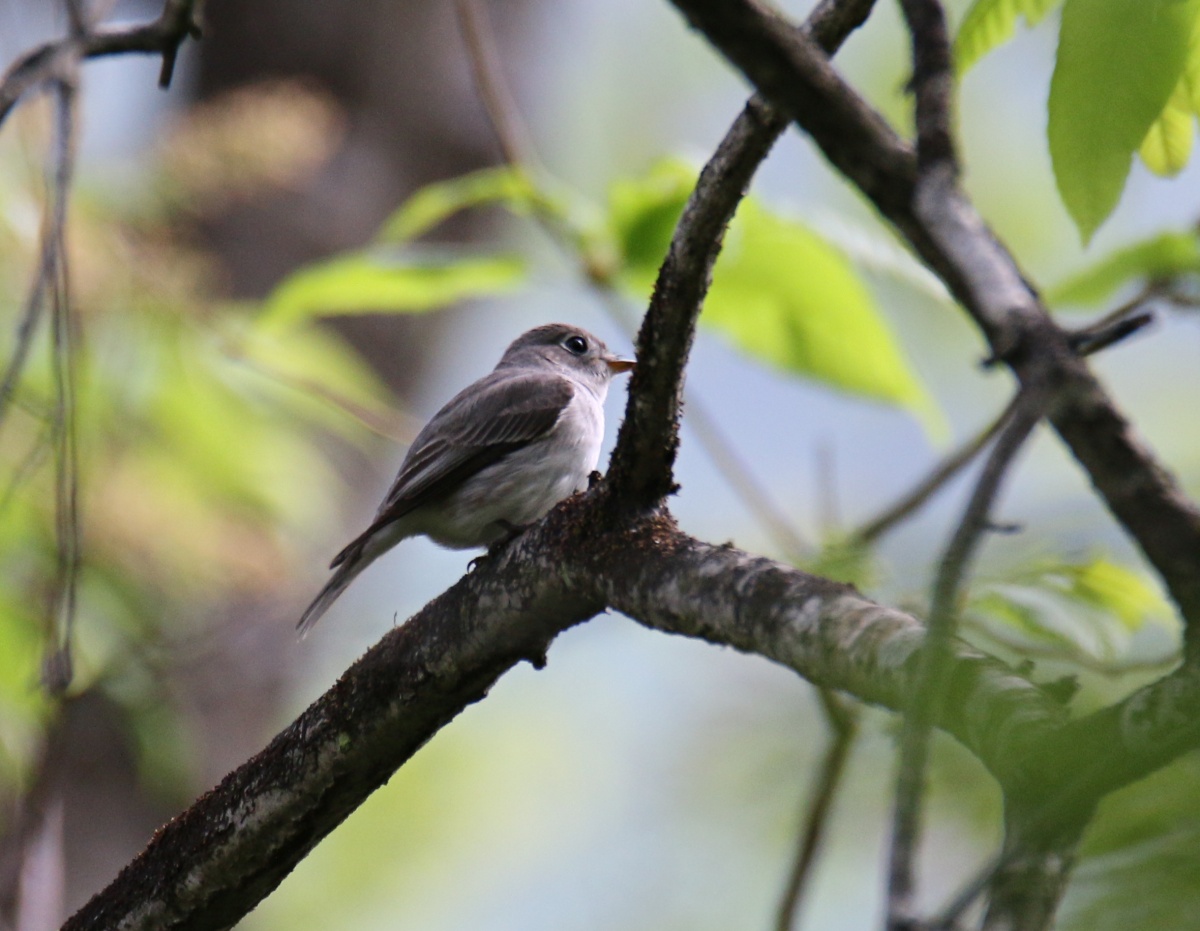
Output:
top-left (887, 387), bottom-right (1046, 929)
top-left (43, 77), bottom-right (81, 695)
top-left (65, 501), bottom-right (1065, 930)
top-left (662, 0), bottom-right (1200, 650)
top-left (850, 394), bottom-right (1019, 546)
top-left (607, 0), bottom-right (878, 509)
top-left (897, 0), bottom-right (956, 175)
top-left (849, 298), bottom-right (1154, 548)
top-left (0, 0), bottom-right (199, 128)
top-left (605, 95), bottom-right (782, 508)
top-left (62, 511), bottom-right (604, 931)
top-left (65, 494), bottom-right (1200, 928)
top-left (775, 689), bottom-right (859, 931)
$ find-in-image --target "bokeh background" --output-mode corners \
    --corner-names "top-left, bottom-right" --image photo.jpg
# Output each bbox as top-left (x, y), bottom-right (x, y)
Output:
top-left (1, 0), bottom-right (1199, 928)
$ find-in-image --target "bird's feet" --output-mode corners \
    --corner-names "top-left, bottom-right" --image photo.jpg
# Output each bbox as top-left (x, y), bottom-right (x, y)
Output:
top-left (468, 520), bottom-right (528, 572)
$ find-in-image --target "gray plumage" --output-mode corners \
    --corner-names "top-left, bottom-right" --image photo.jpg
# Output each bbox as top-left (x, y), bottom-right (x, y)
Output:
top-left (297, 323), bottom-right (634, 635)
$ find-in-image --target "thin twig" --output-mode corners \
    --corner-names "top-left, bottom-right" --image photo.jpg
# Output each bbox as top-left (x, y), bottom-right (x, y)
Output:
top-left (929, 846), bottom-right (1010, 930)
top-left (851, 395), bottom-right (1019, 546)
top-left (815, 442), bottom-right (841, 536)
top-left (686, 392), bottom-right (812, 557)
top-left (0, 428), bottom-right (52, 519)
top-left (237, 360), bottom-right (422, 444)
top-left (774, 688), bottom-right (859, 931)
top-left (0, 0), bottom-right (198, 430)
top-left (1068, 311), bottom-right (1153, 357)
top-left (854, 281), bottom-right (1160, 549)
top-left (885, 388), bottom-right (1045, 930)
top-left (41, 77), bottom-right (80, 695)
top-left (1064, 284), bottom-right (1158, 356)
top-left (453, 0), bottom-right (538, 170)
top-left (0, 0), bottom-right (199, 127)
top-left (0, 227), bottom-right (55, 437)
top-left (0, 0), bottom-right (198, 691)
top-left (64, 0), bottom-right (89, 37)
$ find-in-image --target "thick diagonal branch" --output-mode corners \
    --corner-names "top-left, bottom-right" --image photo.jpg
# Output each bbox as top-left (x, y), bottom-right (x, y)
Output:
top-left (62, 515), bottom-right (603, 931)
top-left (63, 502), bottom-right (1062, 931)
top-left (663, 0), bottom-right (1200, 646)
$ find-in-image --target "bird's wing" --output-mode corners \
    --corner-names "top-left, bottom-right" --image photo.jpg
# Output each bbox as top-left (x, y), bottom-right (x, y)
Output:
top-left (329, 370), bottom-right (574, 568)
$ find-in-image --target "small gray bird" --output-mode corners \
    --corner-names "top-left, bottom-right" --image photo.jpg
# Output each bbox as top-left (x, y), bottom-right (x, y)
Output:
top-left (297, 323), bottom-right (635, 635)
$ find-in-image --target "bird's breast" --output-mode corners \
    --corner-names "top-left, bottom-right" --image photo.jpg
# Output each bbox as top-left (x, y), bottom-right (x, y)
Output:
top-left (421, 390), bottom-right (604, 548)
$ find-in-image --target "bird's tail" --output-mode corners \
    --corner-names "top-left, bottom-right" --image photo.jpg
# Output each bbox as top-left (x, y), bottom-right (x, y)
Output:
top-left (296, 548), bottom-right (369, 638)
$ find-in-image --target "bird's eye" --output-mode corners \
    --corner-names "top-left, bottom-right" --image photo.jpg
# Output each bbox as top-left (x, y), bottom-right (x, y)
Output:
top-left (563, 335), bottom-right (588, 355)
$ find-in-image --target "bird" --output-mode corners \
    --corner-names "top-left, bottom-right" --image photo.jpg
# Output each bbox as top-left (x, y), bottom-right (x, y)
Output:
top-left (297, 323), bottom-right (635, 635)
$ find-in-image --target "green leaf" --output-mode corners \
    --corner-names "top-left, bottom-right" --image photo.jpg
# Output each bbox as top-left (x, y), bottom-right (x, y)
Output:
top-left (1048, 0), bottom-right (1200, 243)
top-left (607, 158), bottom-right (694, 290)
top-left (807, 538), bottom-right (877, 589)
top-left (607, 160), bottom-right (941, 433)
top-left (701, 202), bottom-right (943, 434)
top-left (966, 555), bottom-right (1175, 665)
top-left (1049, 231), bottom-right (1200, 306)
top-left (220, 314), bottom-right (405, 441)
top-left (261, 248), bottom-right (525, 327)
top-left (1139, 12), bottom-right (1200, 176)
top-left (378, 166), bottom-right (537, 243)
top-left (1061, 759), bottom-right (1200, 931)
top-left (954, 0), bottom-right (1063, 74)
top-left (1062, 558), bottom-right (1171, 631)
top-left (969, 588), bottom-right (1081, 650)
top-left (1186, 30), bottom-right (1200, 114)
top-left (1140, 82), bottom-right (1197, 177)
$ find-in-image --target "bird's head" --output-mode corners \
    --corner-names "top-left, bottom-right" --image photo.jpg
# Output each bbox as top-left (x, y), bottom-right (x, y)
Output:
top-left (498, 323), bottom-right (635, 388)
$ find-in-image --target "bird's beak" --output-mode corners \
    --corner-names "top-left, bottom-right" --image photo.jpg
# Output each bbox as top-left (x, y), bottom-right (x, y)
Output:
top-left (605, 356), bottom-right (636, 374)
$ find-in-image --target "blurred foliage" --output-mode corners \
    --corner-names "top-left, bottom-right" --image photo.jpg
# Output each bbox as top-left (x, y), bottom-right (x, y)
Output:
top-left (1048, 0), bottom-right (1200, 242)
top-left (963, 555), bottom-right (1177, 674)
top-left (364, 156), bottom-right (943, 433)
top-left (379, 165), bottom-right (538, 242)
top-left (804, 537), bottom-right (877, 590)
top-left (1048, 229), bottom-right (1200, 307)
top-left (957, 0), bottom-right (1200, 241)
top-left (1140, 79), bottom-right (1198, 179)
top-left (954, 0), bottom-right (1060, 74)
top-left (153, 80), bottom-right (346, 214)
top-left (1138, 9), bottom-right (1200, 178)
top-left (261, 248), bottom-right (526, 328)
top-left (0, 83), bottom-right (392, 801)
top-left (1059, 756), bottom-right (1200, 931)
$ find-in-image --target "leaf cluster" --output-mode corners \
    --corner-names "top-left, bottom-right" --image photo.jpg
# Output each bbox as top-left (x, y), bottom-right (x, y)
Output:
top-left (957, 0), bottom-right (1200, 241)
